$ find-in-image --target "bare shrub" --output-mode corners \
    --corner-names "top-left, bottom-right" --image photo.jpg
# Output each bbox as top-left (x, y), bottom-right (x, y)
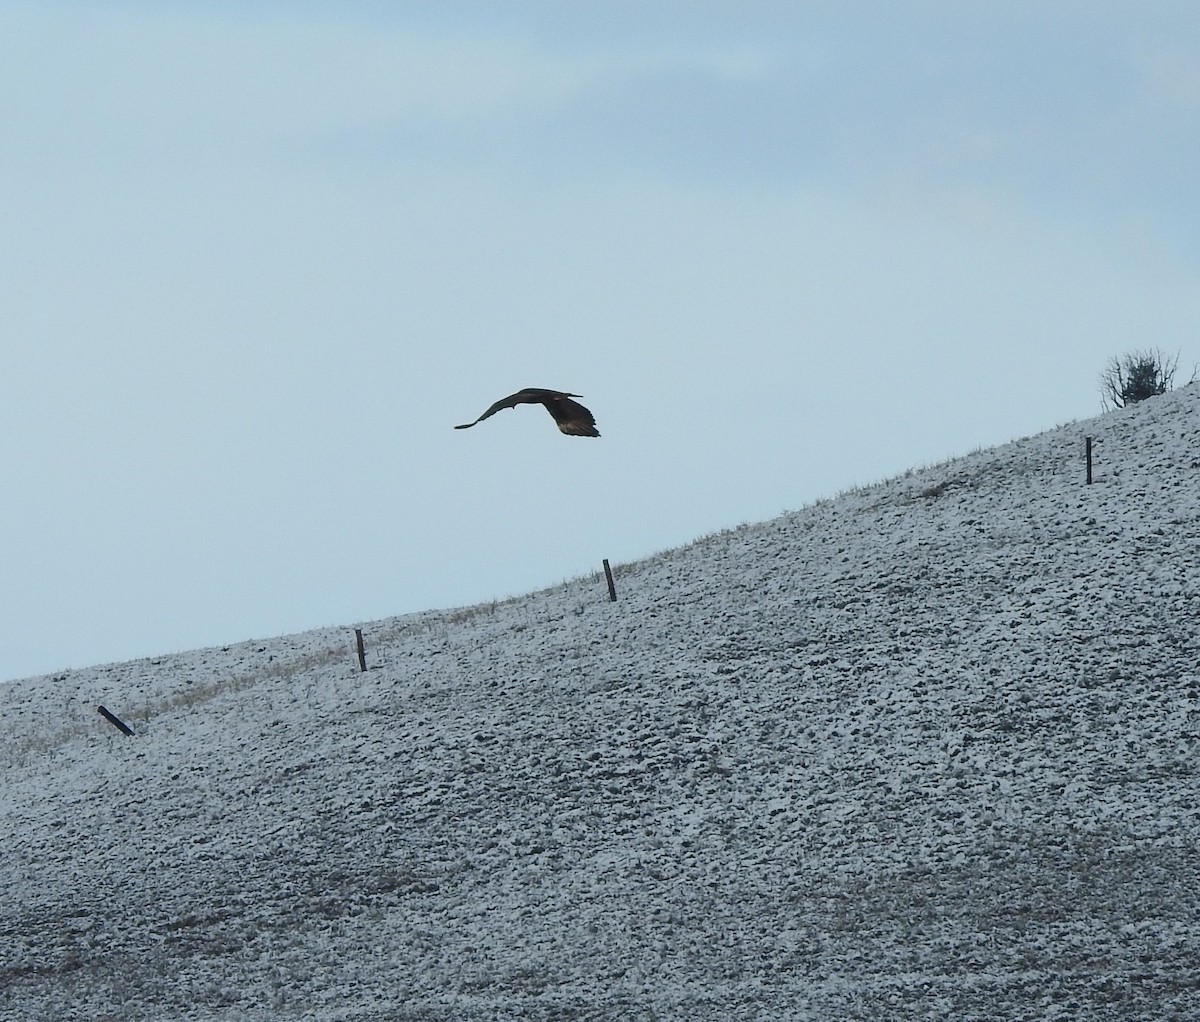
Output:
top-left (1100, 348), bottom-right (1181, 409)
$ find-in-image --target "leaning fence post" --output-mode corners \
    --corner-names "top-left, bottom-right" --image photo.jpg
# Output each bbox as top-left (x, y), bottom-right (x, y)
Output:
top-left (354, 628), bottom-right (367, 672)
top-left (602, 558), bottom-right (618, 602)
top-left (97, 705), bottom-right (134, 736)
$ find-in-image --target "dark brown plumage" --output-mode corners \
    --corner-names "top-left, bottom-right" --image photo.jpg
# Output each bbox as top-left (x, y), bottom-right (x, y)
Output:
top-left (454, 388), bottom-right (600, 437)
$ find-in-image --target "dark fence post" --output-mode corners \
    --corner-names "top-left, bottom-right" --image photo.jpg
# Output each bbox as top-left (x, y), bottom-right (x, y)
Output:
top-left (97, 705), bottom-right (134, 736)
top-left (354, 628), bottom-right (367, 672)
top-left (602, 558), bottom-right (618, 602)
top-left (1086, 436), bottom-right (1093, 485)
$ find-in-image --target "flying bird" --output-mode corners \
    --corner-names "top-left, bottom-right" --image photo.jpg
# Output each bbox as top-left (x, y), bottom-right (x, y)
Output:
top-left (455, 388), bottom-right (601, 437)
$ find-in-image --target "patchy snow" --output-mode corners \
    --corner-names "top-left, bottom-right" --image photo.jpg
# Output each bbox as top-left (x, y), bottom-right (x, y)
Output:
top-left (3, 385), bottom-right (1199, 1020)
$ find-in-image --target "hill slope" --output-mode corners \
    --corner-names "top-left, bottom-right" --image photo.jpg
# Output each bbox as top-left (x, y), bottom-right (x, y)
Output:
top-left (3, 386), bottom-right (1199, 1021)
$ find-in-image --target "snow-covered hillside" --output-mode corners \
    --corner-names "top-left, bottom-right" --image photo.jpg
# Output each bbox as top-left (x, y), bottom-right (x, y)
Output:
top-left (3, 386), bottom-right (1199, 1021)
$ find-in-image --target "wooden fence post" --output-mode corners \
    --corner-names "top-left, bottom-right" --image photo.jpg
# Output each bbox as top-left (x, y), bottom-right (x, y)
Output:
top-left (97, 705), bottom-right (134, 736)
top-left (1086, 436), bottom-right (1093, 485)
top-left (602, 558), bottom-right (618, 602)
top-left (354, 628), bottom-right (367, 672)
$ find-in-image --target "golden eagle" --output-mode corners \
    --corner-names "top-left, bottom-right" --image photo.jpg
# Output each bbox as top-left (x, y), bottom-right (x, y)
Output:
top-left (454, 388), bottom-right (600, 437)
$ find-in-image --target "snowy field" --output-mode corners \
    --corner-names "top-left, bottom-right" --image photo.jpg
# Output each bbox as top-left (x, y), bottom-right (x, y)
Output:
top-left (2, 385), bottom-right (1199, 1021)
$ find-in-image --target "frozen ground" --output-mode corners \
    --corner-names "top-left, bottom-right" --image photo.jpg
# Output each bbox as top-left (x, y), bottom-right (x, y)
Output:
top-left (2, 385), bottom-right (1199, 1021)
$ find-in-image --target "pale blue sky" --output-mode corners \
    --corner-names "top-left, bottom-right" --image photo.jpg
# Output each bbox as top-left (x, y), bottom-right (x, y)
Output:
top-left (3, 1), bottom-right (1198, 681)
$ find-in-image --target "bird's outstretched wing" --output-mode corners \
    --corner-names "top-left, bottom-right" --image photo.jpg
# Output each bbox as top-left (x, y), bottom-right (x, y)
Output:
top-left (543, 394), bottom-right (600, 437)
top-left (453, 390), bottom-right (529, 429)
